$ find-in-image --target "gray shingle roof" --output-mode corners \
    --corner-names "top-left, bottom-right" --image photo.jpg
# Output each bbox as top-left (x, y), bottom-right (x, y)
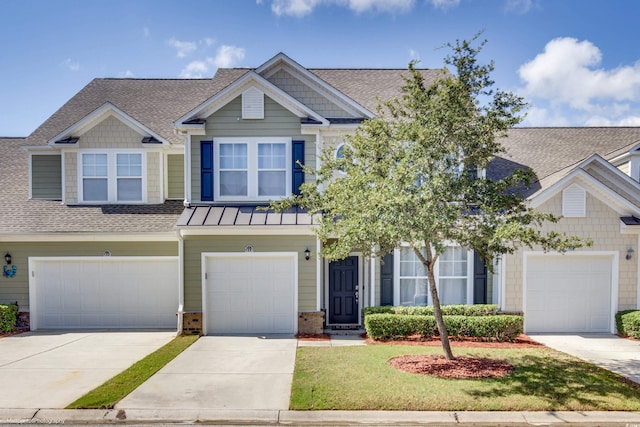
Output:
top-left (0, 137), bottom-right (182, 235)
top-left (490, 127), bottom-right (640, 195)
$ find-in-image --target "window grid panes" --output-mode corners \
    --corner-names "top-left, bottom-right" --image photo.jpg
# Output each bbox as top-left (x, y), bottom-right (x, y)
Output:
top-left (258, 143), bottom-right (286, 196)
top-left (438, 247), bottom-right (468, 305)
top-left (398, 247), bottom-right (430, 306)
top-left (116, 154), bottom-right (142, 202)
top-left (82, 154), bottom-right (108, 201)
top-left (219, 143), bottom-right (248, 197)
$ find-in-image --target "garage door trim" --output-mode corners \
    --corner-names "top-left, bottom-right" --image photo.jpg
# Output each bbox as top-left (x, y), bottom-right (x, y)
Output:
top-left (201, 252), bottom-right (298, 335)
top-left (29, 256), bottom-right (179, 330)
top-left (522, 251), bottom-right (618, 333)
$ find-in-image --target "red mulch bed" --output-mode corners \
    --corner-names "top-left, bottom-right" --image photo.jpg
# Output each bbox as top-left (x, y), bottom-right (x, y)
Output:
top-left (389, 354), bottom-right (514, 379)
top-left (372, 334), bottom-right (539, 379)
top-left (296, 333), bottom-right (331, 341)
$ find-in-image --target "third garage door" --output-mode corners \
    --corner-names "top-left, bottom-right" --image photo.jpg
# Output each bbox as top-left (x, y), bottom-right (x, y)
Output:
top-left (524, 254), bottom-right (613, 333)
top-left (203, 253), bottom-right (297, 335)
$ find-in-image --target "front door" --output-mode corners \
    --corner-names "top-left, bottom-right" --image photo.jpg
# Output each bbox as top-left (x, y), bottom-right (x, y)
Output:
top-left (328, 256), bottom-right (359, 324)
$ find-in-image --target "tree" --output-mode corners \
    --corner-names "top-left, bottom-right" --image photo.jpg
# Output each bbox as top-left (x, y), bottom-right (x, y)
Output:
top-left (274, 36), bottom-right (588, 360)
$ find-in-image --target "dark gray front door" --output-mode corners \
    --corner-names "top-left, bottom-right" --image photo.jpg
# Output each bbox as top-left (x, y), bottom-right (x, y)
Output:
top-left (329, 256), bottom-right (359, 324)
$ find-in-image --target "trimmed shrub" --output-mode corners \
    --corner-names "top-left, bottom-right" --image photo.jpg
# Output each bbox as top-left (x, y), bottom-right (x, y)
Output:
top-left (363, 304), bottom-right (499, 317)
top-left (616, 310), bottom-right (640, 339)
top-left (0, 303), bottom-right (18, 333)
top-left (364, 313), bottom-right (523, 342)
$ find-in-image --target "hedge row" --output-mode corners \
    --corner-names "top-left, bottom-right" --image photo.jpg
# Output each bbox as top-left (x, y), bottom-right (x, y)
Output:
top-left (0, 304), bottom-right (18, 333)
top-left (616, 310), bottom-right (640, 339)
top-left (363, 304), bottom-right (499, 317)
top-left (364, 313), bottom-right (523, 342)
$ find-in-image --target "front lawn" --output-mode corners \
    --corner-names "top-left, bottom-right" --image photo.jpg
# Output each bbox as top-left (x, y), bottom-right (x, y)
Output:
top-left (291, 345), bottom-right (640, 411)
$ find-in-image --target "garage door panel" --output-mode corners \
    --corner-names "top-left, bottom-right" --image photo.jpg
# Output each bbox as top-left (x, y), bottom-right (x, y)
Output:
top-left (525, 254), bottom-right (612, 333)
top-left (32, 258), bottom-right (178, 330)
top-left (205, 254), bottom-right (296, 334)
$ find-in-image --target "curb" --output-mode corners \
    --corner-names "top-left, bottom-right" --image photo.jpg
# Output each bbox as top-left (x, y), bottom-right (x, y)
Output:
top-left (1, 409), bottom-right (640, 425)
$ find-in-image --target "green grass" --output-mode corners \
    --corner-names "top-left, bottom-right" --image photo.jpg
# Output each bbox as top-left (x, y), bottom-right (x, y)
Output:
top-left (67, 334), bottom-right (199, 409)
top-left (291, 345), bottom-right (640, 411)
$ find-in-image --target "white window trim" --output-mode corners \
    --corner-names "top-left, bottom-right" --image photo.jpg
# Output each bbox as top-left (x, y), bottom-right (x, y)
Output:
top-left (213, 137), bottom-right (291, 202)
top-left (77, 149), bottom-right (147, 204)
top-left (393, 243), bottom-right (474, 306)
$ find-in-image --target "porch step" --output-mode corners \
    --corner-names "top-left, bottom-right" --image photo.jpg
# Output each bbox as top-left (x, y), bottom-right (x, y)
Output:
top-left (324, 327), bottom-right (366, 336)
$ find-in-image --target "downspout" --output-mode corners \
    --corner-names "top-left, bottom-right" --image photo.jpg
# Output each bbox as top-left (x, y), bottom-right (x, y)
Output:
top-left (315, 129), bottom-right (323, 313)
top-left (176, 229), bottom-right (185, 335)
top-left (370, 250), bottom-right (376, 307)
top-left (184, 133), bottom-right (191, 207)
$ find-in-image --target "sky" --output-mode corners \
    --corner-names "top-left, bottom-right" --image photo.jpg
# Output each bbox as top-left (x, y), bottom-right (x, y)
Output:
top-left (2, 0), bottom-right (640, 137)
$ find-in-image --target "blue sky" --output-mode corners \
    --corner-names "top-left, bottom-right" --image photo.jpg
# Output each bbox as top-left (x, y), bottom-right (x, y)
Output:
top-left (2, 0), bottom-right (640, 136)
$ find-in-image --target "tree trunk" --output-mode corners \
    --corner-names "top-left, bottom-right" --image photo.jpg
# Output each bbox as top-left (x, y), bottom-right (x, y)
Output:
top-left (426, 265), bottom-right (455, 360)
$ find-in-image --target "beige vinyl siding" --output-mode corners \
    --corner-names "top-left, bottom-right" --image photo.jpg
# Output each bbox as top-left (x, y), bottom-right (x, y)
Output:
top-left (146, 152), bottom-right (161, 203)
top-left (31, 155), bottom-right (62, 199)
top-left (190, 95), bottom-right (316, 203)
top-left (503, 190), bottom-right (637, 312)
top-left (79, 116), bottom-right (142, 149)
top-left (617, 161), bottom-right (630, 177)
top-left (167, 154), bottom-right (184, 199)
top-left (64, 152), bottom-right (78, 203)
top-left (183, 235), bottom-right (317, 312)
top-left (0, 241), bottom-right (178, 310)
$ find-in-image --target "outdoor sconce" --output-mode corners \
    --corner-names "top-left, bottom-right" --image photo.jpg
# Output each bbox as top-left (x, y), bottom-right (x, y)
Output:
top-left (3, 253), bottom-right (16, 278)
top-left (626, 247), bottom-right (635, 260)
top-left (304, 248), bottom-right (311, 261)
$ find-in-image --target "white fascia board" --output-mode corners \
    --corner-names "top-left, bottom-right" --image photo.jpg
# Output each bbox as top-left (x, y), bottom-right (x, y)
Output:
top-left (530, 169), bottom-right (640, 216)
top-left (178, 226), bottom-right (316, 237)
top-left (584, 153), bottom-right (640, 191)
top-left (174, 71), bottom-right (328, 127)
top-left (47, 103), bottom-right (169, 146)
top-left (256, 52), bottom-right (375, 119)
top-left (0, 233), bottom-right (178, 242)
top-left (21, 145), bottom-right (55, 153)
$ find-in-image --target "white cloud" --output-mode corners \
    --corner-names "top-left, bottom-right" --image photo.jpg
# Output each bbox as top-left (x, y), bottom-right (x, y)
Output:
top-left (179, 60), bottom-right (210, 79)
top-left (270, 0), bottom-right (414, 17)
top-left (213, 45), bottom-right (246, 68)
top-left (202, 37), bottom-right (216, 47)
top-left (517, 37), bottom-right (640, 126)
top-left (120, 70), bottom-right (136, 78)
top-left (409, 49), bottom-right (420, 61)
top-left (167, 37), bottom-right (197, 58)
top-left (178, 45), bottom-right (246, 78)
top-left (430, 0), bottom-right (460, 10)
top-left (63, 58), bottom-right (80, 71)
top-left (504, 0), bottom-right (533, 14)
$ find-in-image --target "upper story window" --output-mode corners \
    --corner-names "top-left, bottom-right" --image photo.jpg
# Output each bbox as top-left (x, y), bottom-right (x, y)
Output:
top-left (80, 151), bottom-right (144, 203)
top-left (214, 137), bottom-right (291, 201)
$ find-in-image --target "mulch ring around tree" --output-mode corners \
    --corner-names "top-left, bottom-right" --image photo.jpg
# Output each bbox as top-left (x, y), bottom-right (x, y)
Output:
top-left (389, 354), bottom-right (514, 379)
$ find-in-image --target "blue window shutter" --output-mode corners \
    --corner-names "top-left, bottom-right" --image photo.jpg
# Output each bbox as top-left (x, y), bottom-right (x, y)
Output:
top-left (201, 141), bottom-right (214, 201)
top-left (292, 140), bottom-right (305, 195)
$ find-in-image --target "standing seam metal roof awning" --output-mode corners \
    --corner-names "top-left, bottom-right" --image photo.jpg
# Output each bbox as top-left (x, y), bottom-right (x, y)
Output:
top-left (177, 205), bottom-right (315, 227)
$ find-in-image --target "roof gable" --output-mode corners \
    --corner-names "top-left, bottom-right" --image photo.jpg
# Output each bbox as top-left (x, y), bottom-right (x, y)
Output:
top-left (530, 154), bottom-right (640, 216)
top-left (47, 103), bottom-right (168, 146)
top-left (174, 71), bottom-right (329, 128)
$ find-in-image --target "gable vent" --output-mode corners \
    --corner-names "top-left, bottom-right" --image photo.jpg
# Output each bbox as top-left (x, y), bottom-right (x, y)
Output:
top-left (562, 183), bottom-right (586, 217)
top-left (242, 87), bottom-right (264, 119)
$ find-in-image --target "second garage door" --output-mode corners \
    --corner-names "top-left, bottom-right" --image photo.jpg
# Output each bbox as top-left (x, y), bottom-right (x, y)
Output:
top-left (203, 253), bottom-right (297, 335)
top-left (29, 257), bottom-right (179, 330)
top-left (524, 253), bottom-right (614, 333)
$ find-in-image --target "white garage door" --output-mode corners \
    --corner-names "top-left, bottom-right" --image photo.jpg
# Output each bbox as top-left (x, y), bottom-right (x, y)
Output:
top-left (30, 257), bottom-right (179, 330)
top-left (203, 253), bottom-right (297, 335)
top-left (525, 254), bottom-right (613, 333)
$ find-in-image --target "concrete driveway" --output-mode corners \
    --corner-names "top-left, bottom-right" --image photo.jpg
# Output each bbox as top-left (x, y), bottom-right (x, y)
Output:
top-left (530, 333), bottom-right (640, 383)
top-left (0, 330), bottom-right (175, 408)
top-left (116, 335), bottom-right (297, 410)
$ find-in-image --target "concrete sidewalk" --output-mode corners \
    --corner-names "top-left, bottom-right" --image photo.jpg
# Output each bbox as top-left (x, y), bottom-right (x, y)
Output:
top-left (530, 333), bottom-right (640, 383)
top-left (2, 408), bottom-right (640, 425)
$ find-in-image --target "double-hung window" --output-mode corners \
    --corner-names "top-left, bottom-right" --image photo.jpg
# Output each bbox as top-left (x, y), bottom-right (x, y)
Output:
top-left (214, 137), bottom-right (290, 201)
top-left (438, 246), bottom-right (468, 305)
top-left (80, 151), bottom-right (144, 203)
top-left (395, 245), bottom-right (470, 306)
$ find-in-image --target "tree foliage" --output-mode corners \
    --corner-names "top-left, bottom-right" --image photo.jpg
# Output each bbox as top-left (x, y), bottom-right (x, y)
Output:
top-left (273, 35), bottom-right (590, 359)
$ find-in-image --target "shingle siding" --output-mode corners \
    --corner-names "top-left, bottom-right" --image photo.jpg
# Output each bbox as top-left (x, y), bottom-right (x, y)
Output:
top-left (504, 191), bottom-right (637, 312)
